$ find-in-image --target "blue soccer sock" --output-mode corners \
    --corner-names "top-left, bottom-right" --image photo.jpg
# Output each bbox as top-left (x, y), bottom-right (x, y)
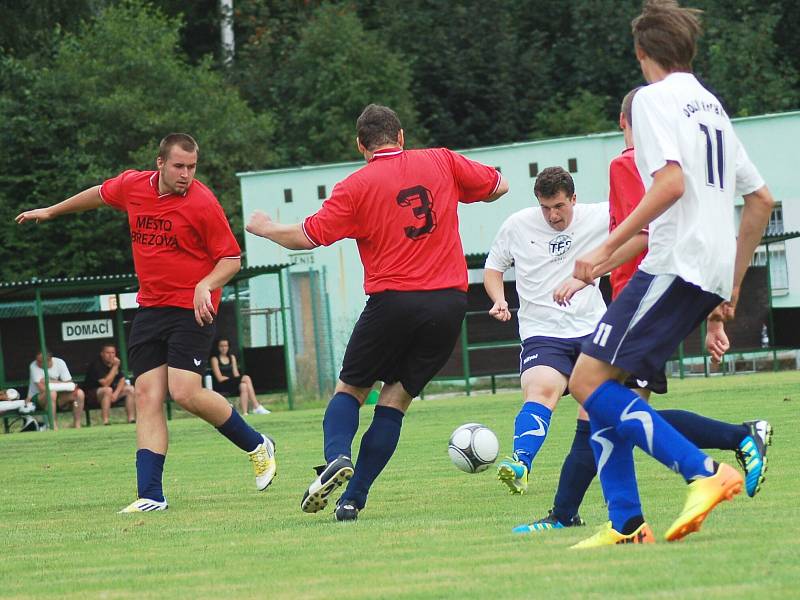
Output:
top-left (552, 419), bottom-right (596, 524)
top-left (323, 392), bottom-right (361, 463)
top-left (216, 408), bottom-right (263, 452)
top-left (585, 380), bottom-right (714, 482)
top-left (588, 416), bottom-right (643, 533)
top-left (343, 405), bottom-right (404, 509)
top-left (658, 409), bottom-right (749, 450)
top-left (513, 401), bottom-right (552, 470)
top-left (136, 448), bottom-right (166, 502)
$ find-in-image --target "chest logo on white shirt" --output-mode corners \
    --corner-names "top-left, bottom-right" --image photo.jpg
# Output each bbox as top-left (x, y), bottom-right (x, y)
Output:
top-left (548, 234), bottom-right (572, 257)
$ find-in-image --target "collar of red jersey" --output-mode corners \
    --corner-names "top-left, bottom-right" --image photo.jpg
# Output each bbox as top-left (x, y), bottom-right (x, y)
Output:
top-left (368, 147), bottom-right (404, 162)
top-left (149, 172), bottom-right (189, 198)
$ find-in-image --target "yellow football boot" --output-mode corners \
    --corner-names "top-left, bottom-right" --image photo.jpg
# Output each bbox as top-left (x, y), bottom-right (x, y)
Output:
top-left (570, 521), bottom-right (655, 549)
top-left (665, 462), bottom-right (742, 542)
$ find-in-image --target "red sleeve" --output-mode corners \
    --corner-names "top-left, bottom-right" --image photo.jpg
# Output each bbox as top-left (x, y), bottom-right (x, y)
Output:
top-left (99, 170), bottom-right (136, 211)
top-left (199, 199), bottom-right (241, 260)
top-left (445, 149), bottom-right (501, 203)
top-left (303, 181), bottom-right (358, 246)
top-left (609, 158), bottom-right (647, 231)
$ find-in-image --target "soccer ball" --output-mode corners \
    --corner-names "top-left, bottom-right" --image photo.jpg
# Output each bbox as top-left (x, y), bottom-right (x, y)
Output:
top-left (448, 423), bottom-right (499, 473)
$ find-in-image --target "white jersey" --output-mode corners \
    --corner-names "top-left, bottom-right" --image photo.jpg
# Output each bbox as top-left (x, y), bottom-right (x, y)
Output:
top-left (485, 203), bottom-right (609, 340)
top-left (28, 357), bottom-right (73, 399)
top-left (633, 73), bottom-right (764, 300)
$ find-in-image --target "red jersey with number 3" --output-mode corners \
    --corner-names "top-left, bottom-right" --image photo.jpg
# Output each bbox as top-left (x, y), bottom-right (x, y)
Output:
top-left (303, 147), bottom-right (500, 294)
top-left (609, 148), bottom-right (648, 299)
top-left (100, 170), bottom-right (241, 310)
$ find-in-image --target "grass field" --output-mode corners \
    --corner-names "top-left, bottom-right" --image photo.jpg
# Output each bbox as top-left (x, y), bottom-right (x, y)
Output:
top-left (1, 371), bottom-right (798, 599)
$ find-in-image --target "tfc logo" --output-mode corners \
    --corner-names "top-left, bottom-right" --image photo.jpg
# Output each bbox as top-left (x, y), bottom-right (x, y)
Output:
top-left (548, 234), bottom-right (572, 256)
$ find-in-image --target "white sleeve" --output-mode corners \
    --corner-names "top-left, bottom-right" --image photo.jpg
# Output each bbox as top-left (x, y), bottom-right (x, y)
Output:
top-left (632, 90), bottom-right (682, 177)
top-left (56, 358), bottom-right (72, 382)
top-left (485, 218), bottom-right (515, 272)
top-left (734, 139), bottom-right (765, 196)
top-left (592, 202), bottom-right (611, 236)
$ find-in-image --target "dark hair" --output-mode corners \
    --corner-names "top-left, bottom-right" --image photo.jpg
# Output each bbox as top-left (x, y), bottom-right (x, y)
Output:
top-left (212, 337), bottom-right (234, 359)
top-left (100, 343), bottom-right (116, 351)
top-left (158, 133), bottom-right (199, 161)
top-left (534, 166), bottom-right (575, 199)
top-left (631, 0), bottom-right (702, 71)
top-left (356, 104), bottom-right (402, 151)
top-left (621, 86), bottom-right (644, 127)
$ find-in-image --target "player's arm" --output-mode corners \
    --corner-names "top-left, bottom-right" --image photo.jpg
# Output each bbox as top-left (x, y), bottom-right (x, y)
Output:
top-left (483, 174), bottom-right (509, 203)
top-left (15, 185), bottom-right (104, 224)
top-left (194, 257), bottom-right (241, 326)
top-left (554, 232), bottom-right (648, 306)
top-left (246, 211), bottom-right (315, 250)
top-left (723, 185), bottom-right (775, 319)
top-left (483, 268), bottom-right (511, 322)
top-left (573, 163), bottom-right (682, 283)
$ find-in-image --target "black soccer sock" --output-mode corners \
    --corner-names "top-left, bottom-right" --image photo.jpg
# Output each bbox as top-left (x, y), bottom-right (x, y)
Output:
top-left (323, 392), bottom-right (361, 463)
top-left (552, 419), bottom-right (596, 523)
top-left (658, 409), bottom-right (749, 450)
top-left (621, 515), bottom-right (645, 535)
top-left (342, 405), bottom-right (404, 509)
top-left (216, 408), bottom-right (263, 452)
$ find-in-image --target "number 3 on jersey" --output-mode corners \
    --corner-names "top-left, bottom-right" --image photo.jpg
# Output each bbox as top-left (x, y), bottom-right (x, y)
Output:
top-left (699, 123), bottom-right (724, 190)
top-left (396, 185), bottom-right (437, 240)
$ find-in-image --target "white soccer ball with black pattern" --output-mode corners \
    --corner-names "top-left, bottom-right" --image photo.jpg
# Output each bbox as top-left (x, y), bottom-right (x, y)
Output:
top-left (448, 423), bottom-right (499, 473)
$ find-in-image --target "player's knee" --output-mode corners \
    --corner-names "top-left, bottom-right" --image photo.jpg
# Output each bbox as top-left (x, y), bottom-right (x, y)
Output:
top-left (334, 380), bottom-right (370, 404)
top-left (241, 375), bottom-right (251, 384)
top-left (135, 387), bottom-right (163, 411)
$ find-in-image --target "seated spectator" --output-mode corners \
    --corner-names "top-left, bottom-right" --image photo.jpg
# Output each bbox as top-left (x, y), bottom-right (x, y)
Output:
top-left (28, 351), bottom-right (85, 430)
top-left (83, 343), bottom-right (135, 425)
top-left (209, 338), bottom-right (269, 415)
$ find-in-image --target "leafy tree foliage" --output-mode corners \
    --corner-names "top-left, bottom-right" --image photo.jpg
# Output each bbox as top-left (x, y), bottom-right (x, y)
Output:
top-left (269, 3), bottom-right (422, 164)
top-left (0, 0), bottom-right (798, 280)
top-left (0, 1), bottom-right (278, 280)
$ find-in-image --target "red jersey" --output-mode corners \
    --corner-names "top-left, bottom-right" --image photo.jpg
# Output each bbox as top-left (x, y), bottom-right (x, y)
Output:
top-left (303, 147), bottom-right (500, 294)
top-left (608, 148), bottom-right (648, 299)
top-left (100, 170), bottom-right (241, 310)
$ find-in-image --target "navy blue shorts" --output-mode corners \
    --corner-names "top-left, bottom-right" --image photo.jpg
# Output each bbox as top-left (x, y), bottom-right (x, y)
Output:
top-left (581, 271), bottom-right (722, 381)
top-left (519, 335), bottom-right (589, 378)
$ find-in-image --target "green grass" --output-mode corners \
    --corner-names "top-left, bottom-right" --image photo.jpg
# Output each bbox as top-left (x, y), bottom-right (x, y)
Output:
top-left (1, 372), bottom-right (798, 599)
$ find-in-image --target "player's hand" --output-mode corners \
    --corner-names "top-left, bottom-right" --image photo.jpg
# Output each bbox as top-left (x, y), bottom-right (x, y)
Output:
top-left (573, 244), bottom-right (610, 284)
top-left (112, 357), bottom-right (121, 368)
top-left (193, 282), bottom-right (215, 326)
top-left (705, 318), bottom-right (730, 363)
top-left (488, 300), bottom-right (511, 322)
top-left (553, 277), bottom-right (588, 306)
top-left (245, 210), bottom-right (275, 238)
top-left (15, 207), bottom-right (52, 225)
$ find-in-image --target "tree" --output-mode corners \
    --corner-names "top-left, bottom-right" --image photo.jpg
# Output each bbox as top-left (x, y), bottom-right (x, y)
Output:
top-left (694, 0), bottom-right (799, 116)
top-left (270, 3), bottom-right (422, 164)
top-left (0, 1), bottom-right (279, 280)
top-left (530, 90), bottom-right (616, 138)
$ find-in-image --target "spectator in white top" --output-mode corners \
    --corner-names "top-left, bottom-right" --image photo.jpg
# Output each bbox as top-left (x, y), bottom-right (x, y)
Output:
top-left (28, 351), bottom-right (85, 430)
